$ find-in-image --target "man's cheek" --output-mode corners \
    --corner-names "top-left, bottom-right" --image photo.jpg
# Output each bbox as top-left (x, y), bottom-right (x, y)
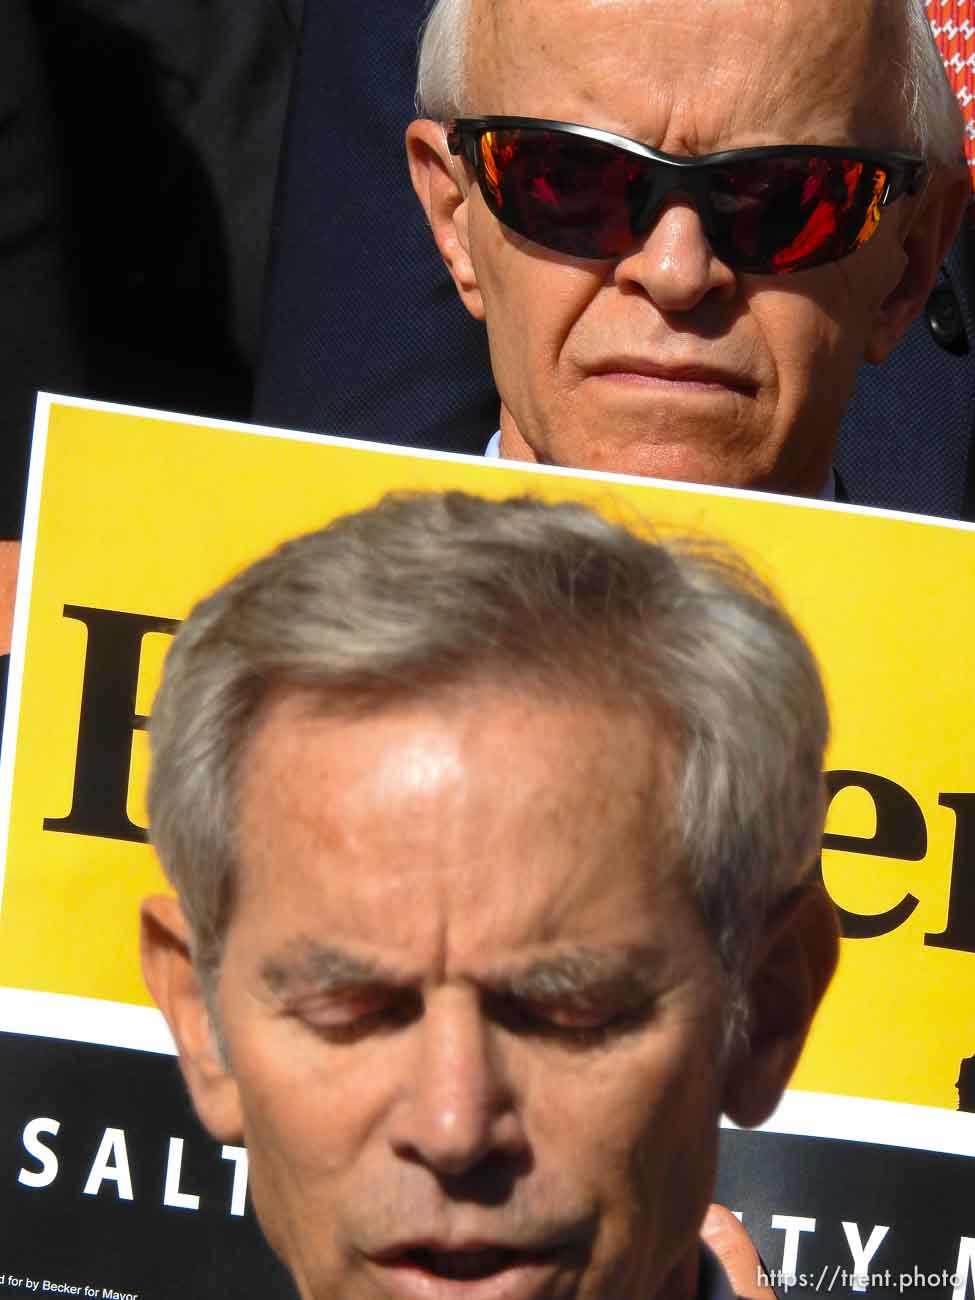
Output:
top-left (757, 305), bottom-right (840, 409)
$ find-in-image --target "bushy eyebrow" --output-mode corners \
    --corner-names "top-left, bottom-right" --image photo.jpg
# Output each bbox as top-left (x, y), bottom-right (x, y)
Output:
top-left (260, 942), bottom-right (400, 998)
top-left (494, 946), bottom-right (666, 1004)
top-left (260, 940), bottom-right (666, 1003)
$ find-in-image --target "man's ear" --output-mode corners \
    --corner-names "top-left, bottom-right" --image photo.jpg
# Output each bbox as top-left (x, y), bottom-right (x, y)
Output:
top-left (722, 879), bottom-right (840, 1128)
top-left (866, 163), bottom-right (971, 364)
top-left (405, 118), bottom-right (486, 321)
top-left (140, 895), bottom-right (243, 1143)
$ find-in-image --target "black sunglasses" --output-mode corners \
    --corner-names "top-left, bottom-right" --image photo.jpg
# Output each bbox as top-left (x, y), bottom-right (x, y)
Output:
top-left (447, 116), bottom-right (928, 274)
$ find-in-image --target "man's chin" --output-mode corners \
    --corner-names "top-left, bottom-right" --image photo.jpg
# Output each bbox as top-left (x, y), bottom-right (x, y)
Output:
top-left (519, 435), bottom-right (772, 491)
top-left (498, 412), bottom-right (780, 490)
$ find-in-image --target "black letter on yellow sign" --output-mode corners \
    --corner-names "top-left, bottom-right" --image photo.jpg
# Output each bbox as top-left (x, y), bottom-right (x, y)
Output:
top-left (43, 606), bottom-right (179, 843)
top-left (924, 794), bottom-right (975, 955)
top-left (820, 770), bottom-right (924, 939)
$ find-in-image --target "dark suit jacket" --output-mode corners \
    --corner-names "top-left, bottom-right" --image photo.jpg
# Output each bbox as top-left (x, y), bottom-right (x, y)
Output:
top-left (836, 218), bottom-right (975, 519)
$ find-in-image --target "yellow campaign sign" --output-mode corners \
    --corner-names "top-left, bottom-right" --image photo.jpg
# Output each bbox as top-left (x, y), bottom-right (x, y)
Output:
top-left (1, 396), bottom-right (973, 1125)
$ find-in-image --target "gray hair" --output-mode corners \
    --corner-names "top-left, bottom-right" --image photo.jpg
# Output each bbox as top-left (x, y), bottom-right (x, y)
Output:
top-left (148, 492), bottom-right (829, 1008)
top-left (416, 0), bottom-right (964, 165)
top-left (416, 0), bottom-right (470, 125)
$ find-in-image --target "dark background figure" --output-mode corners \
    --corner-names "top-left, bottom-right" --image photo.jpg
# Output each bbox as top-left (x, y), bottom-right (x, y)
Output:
top-left (0, 0), bottom-right (302, 538)
top-left (0, 0), bottom-right (87, 538)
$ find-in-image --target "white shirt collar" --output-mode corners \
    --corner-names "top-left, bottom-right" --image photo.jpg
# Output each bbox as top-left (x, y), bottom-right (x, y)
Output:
top-left (484, 430), bottom-right (837, 500)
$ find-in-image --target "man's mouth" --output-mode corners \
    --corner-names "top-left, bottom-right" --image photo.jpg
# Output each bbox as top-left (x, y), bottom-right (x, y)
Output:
top-left (585, 356), bottom-right (756, 395)
top-left (372, 1241), bottom-right (571, 1295)
top-left (402, 1248), bottom-right (527, 1280)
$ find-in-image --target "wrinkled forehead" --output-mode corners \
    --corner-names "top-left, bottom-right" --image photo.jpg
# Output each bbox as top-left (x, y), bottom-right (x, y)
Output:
top-left (466, 0), bottom-right (912, 153)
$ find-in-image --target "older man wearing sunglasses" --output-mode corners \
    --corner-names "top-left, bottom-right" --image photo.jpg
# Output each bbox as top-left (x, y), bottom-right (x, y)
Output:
top-left (405, 0), bottom-right (970, 499)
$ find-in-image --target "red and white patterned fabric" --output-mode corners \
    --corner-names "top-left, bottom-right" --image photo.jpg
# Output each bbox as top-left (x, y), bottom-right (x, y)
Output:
top-left (927, 0), bottom-right (975, 170)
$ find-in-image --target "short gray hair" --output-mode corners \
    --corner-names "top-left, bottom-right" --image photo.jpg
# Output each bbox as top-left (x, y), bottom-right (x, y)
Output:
top-left (415, 0), bottom-right (964, 165)
top-left (416, 0), bottom-right (470, 124)
top-left (148, 492), bottom-right (829, 1003)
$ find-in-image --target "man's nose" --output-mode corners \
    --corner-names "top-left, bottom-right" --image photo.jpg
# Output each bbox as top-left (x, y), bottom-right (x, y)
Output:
top-left (389, 989), bottom-right (525, 1177)
top-left (613, 196), bottom-right (737, 311)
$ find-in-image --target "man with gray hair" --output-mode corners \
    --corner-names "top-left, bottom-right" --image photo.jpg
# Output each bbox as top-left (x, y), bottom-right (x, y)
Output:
top-left (140, 491), bottom-right (838, 1300)
top-left (405, 0), bottom-right (970, 500)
